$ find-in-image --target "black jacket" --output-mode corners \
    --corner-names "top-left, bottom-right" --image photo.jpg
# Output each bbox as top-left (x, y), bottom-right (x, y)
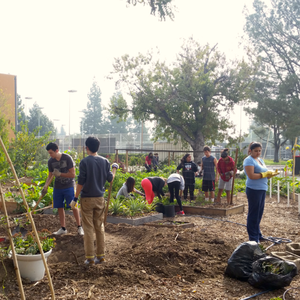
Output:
top-left (148, 177), bottom-right (165, 199)
top-left (177, 161), bottom-right (198, 185)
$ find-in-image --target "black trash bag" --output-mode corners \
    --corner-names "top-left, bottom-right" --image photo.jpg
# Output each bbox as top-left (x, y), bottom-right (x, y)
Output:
top-left (248, 256), bottom-right (297, 289)
top-left (225, 241), bottom-right (266, 280)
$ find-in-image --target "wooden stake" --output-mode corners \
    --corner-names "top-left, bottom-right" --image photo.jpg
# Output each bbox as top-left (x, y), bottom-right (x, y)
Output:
top-left (0, 137), bottom-right (56, 300)
top-left (104, 167), bottom-right (117, 225)
top-left (293, 137), bottom-right (297, 202)
top-left (0, 182), bottom-right (26, 300)
top-left (32, 175), bottom-right (54, 213)
top-left (230, 148), bottom-right (239, 204)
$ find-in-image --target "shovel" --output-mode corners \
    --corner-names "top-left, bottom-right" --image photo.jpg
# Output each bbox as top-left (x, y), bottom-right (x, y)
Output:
top-left (104, 167), bottom-right (117, 225)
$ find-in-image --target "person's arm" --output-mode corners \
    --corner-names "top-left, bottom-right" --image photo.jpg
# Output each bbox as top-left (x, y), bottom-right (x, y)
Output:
top-left (55, 167), bottom-right (75, 178)
top-left (180, 176), bottom-right (185, 191)
top-left (216, 160), bottom-right (222, 176)
top-left (214, 158), bottom-right (219, 181)
top-left (134, 188), bottom-right (145, 196)
top-left (244, 165), bottom-right (263, 180)
top-left (176, 163), bottom-right (182, 174)
top-left (157, 179), bottom-right (165, 199)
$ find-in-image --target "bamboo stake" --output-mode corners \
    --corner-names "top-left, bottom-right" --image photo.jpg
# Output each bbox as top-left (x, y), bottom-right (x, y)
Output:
top-left (104, 167), bottom-right (117, 225)
top-left (293, 137), bottom-right (297, 202)
top-left (230, 148), bottom-right (239, 204)
top-left (32, 175), bottom-right (54, 213)
top-left (0, 137), bottom-right (55, 300)
top-left (0, 182), bottom-right (26, 300)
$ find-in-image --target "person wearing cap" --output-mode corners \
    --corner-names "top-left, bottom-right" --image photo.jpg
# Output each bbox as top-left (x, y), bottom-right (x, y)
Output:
top-left (216, 148), bottom-right (235, 204)
top-left (72, 136), bottom-right (119, 265)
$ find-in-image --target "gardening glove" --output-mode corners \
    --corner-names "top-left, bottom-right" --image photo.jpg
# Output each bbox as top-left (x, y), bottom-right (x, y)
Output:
top-left (260, 170), bottom-right (274, 178)
top-left (271, 169), bottom-right (280, 177)
top-left (70, 197), bottom-right (78, 209)
top-left (52, 168), bottom-right (61, 177)
top-left (112, 163), bottom-right (119, 169)
top-left (229, 171), bottom-right (234, 176)
top-left (41, 186), bottom-right (48, 196)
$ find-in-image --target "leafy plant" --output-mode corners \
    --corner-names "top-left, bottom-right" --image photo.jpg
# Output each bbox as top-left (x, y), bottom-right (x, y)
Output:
top-left (11, 229), bottom-right (56, 255)
top-left (109, 197), bottom-right (127, 215)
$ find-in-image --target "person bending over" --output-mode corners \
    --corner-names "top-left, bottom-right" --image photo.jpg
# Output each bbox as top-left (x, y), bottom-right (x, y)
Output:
top-left (116, 177), bottom-right (145, 198)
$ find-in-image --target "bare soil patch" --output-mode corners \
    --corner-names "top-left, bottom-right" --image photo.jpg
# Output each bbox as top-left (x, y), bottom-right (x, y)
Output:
top-left (0, 192), bottom-right (300, 299)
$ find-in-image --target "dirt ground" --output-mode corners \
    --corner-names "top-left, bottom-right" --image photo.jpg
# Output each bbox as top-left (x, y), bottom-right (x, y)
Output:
top-left (1, 192), bottom-right (300, 300)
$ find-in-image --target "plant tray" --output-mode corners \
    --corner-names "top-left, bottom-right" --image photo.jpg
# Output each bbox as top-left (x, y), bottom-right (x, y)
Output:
top-left (271, 251), bottom-right (300, 272)
top-left (144, 220), bottom-right (195, 228)
top-left (175, 204), bottom-right (244, 216)
top-left (106, 213), bottom-right (163, 226)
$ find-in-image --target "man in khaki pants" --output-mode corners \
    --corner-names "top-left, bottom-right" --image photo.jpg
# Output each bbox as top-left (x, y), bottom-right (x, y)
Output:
top-left (71, 136), bottom-right (118, 265)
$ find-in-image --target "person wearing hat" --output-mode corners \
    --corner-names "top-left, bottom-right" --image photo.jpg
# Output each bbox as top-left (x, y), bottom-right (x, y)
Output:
top-left (216, 148), bottom-right (235, 204)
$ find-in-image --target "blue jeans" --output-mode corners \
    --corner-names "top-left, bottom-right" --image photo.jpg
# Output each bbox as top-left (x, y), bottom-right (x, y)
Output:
top-left (246, 187), bottom-right (266, 243)
top-left (53, 187), bottom-right (74, 209)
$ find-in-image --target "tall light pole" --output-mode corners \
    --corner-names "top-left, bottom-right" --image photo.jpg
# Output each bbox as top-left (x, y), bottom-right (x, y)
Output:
top-left (24, 97), bottom-right (32, 123)
top-left (37, 106), bottom-right (44, 137)
top-left (78, 110), bottom-right (84, 145)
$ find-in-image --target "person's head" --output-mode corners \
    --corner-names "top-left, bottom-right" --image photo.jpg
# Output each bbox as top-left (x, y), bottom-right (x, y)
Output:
top-left (85, 136), bottom-right (100, 153)
top-left (197, 161), bottom-right (201, 166)
top-left (248, 142), bottom-right (262, 158)
top-left (221, 148), bottom-right (229, 161)
top-left (182, 153), bottom-right (191, 163)
top-left (126, 177), bottom-right (135, 193)
top-left (203, 145), bottom-right (211, 157)
top-left (154, 153), bottom-right (158, 157)
top-left (161, 177), bottom-right (167, 186)
top-left (46, 142), bottom-right (59, 159)
top-left (148, 152), bottom-right (153, 158)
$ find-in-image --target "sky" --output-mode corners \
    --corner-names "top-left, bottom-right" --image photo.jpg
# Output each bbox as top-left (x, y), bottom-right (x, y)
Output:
top-left (0, 0), bottom-right (255, 136)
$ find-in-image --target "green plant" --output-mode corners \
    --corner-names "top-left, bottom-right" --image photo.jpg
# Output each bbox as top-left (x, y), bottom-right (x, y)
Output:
top-left (109, 197), bottom-right (127, 215)
top-left (261, 261), bottom-right (282, 275)
top-left (11, 229), bottom-right (56, 255)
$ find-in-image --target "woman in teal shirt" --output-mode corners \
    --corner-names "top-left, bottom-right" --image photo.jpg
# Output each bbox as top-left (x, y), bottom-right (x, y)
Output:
top-left (243, 142), bottom-right (278, 243)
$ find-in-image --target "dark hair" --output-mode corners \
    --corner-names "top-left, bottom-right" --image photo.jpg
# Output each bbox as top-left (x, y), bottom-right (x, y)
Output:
top-left (197, 161), bottom-right (201, 165)
top-left (126, 177), bottom-right (135, 193)
top-left (148, 152), bottom-right (153, 158)
top-left (203, 145), bottom-right (211, 152)
top-left (46, 142), bottom-right (58, 152)
top-left (181, 153), bottom-right (191, 164)
top-left (221, 148), bottom-right (229, 158)
top-left (85, 136), bottom-right (100, 153)
top-left (249, 142), bottom-right (262, 151)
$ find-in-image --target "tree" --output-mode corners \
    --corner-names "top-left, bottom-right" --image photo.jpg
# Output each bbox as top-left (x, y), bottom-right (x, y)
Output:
top-left (109, 38), bottom-right (256, 162)
top-left (80, 81), bottom-right (108, 135)
top-left (27, 103), bottom-right (55, 137)
top-left (126, 0), bottom-right (175, 20)
top-left (244, 0), bottom-right (300, 143)
top-left (16, 94), bottom-right (26, 132)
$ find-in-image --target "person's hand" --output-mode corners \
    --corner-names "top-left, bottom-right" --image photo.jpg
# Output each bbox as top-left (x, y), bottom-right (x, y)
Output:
top-left (52, 169), bottom-right (61, 177)
top-left (230, 171), bottom-right (234, 176)
top-left (260, 170), bottom-right (274, 178)
top-left (70, 197), bottom-right (78, 209)
top-left (271, 169), bottom-right (280, 177)
top-left (112, 163), bottom-right (119, 169)
top-left (41, 186), bottom-right (48, 196)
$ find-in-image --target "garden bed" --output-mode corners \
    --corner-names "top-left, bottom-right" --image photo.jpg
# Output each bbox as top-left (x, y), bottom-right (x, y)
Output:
top-left (106, 212), bottom-right (163, 226)
top-left (144, 220), bottom-right (195, 229)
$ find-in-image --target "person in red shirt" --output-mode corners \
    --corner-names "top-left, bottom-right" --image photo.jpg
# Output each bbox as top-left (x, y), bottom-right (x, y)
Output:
top-left (216, 148), bottom-right (235, 204)
top-left (145, 152), bottom-right (153, 172)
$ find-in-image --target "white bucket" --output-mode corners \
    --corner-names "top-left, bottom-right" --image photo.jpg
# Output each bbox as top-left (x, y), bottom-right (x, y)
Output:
top-left (13, 249), bottom-right (52, 281)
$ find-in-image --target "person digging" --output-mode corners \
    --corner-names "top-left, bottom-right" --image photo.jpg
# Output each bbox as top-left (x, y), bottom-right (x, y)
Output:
top-left (72, 136), bottom-right (119, 265)
top-left (43, 142), bottom-right (84, 236)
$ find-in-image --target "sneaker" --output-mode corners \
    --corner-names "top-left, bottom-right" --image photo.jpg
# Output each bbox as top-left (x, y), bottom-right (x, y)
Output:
top-left (84, 258), bottom-right (95, 265)
top-left (53, 228), bottom-right (67, 235)
top-left (176, 210), bottom-right (185, 215)
top-left (95, 256), bottom-right (106, 264)
top-left (78, 226), bottom-right (84, 236)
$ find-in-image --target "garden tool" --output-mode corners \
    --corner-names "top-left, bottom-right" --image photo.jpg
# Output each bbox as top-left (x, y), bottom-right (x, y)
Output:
top-left (32, 175), bottom-right (54, 213)
top-left (104, 164), bottom-right (119, 225)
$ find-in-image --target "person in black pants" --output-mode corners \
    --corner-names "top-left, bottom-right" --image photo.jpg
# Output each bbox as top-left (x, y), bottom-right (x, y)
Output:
top-left (167, 173), bottom-right (185, 215)
top-left (177, 153), bottom-right (198, 201)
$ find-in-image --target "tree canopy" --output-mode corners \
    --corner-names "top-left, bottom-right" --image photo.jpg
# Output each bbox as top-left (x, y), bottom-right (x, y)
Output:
top-left (109, 38), bottom-right (256, 161)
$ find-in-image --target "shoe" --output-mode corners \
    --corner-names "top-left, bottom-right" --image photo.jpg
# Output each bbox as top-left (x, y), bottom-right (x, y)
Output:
top-left (176, 211), bottom-right (185, 215)
top-left (78, 226), bottom-right (84, 236)
top-left (259, 236), bottom-right (269, 242)
top-left (95, 256), bottom-right (106, 264)
top-left (53, 228), bottom-right (67, 235)
top-left (84, 258), bottom-right (95, 265)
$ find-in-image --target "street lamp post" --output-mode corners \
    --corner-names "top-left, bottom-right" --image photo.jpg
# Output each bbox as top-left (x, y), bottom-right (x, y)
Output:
top-left (37, 106), bottom-right (44, 137)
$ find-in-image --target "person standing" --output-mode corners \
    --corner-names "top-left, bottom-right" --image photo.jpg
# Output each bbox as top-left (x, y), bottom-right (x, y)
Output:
top-left (243, 142), bottom-right (278, 243)
top-left (72, 136), bottom-right (119, 265)
top-left (177, 154), bottom-right (198, 201)
top-left (152, 153), bottom-right (159, 171)
top-left (216, 148), bottom-right (235, 204)
top-left (145, 152), bottom-right (153, 172)
top-left (201, 146), bottom-right (218, 202)
top-left (43, 142), bottom-right (83, 236)
top-left (167, 173), bottom-right (185, 215)
top-left (141, 177), bottom-right (166, 204)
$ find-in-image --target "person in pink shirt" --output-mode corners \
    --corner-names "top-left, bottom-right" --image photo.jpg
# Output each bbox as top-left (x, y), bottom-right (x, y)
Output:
top-left (216, 148), bottom-right (235, 204)
top-left (145, 152), bottom-right (153, 172)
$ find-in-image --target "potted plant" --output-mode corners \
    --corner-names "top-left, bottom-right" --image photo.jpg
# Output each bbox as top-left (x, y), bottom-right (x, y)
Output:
top-left (161, 196), bottom-right (176, 218)
top-left (10, 229), bottom-right (56, 281)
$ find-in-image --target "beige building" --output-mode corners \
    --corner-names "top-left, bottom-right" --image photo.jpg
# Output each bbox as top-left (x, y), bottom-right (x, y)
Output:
top-left (0, 73), bottom-right (17, 139)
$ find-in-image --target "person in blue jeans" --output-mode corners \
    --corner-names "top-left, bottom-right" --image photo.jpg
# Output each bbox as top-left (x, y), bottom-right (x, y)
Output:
top-left (243, 142), bottom-right (279, 243)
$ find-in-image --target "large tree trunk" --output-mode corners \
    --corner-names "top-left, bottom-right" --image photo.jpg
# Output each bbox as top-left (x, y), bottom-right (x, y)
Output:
top-left (273, 127), bottom-right (280, 163)
top-left (190, 132), bottom-right (205, 163)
